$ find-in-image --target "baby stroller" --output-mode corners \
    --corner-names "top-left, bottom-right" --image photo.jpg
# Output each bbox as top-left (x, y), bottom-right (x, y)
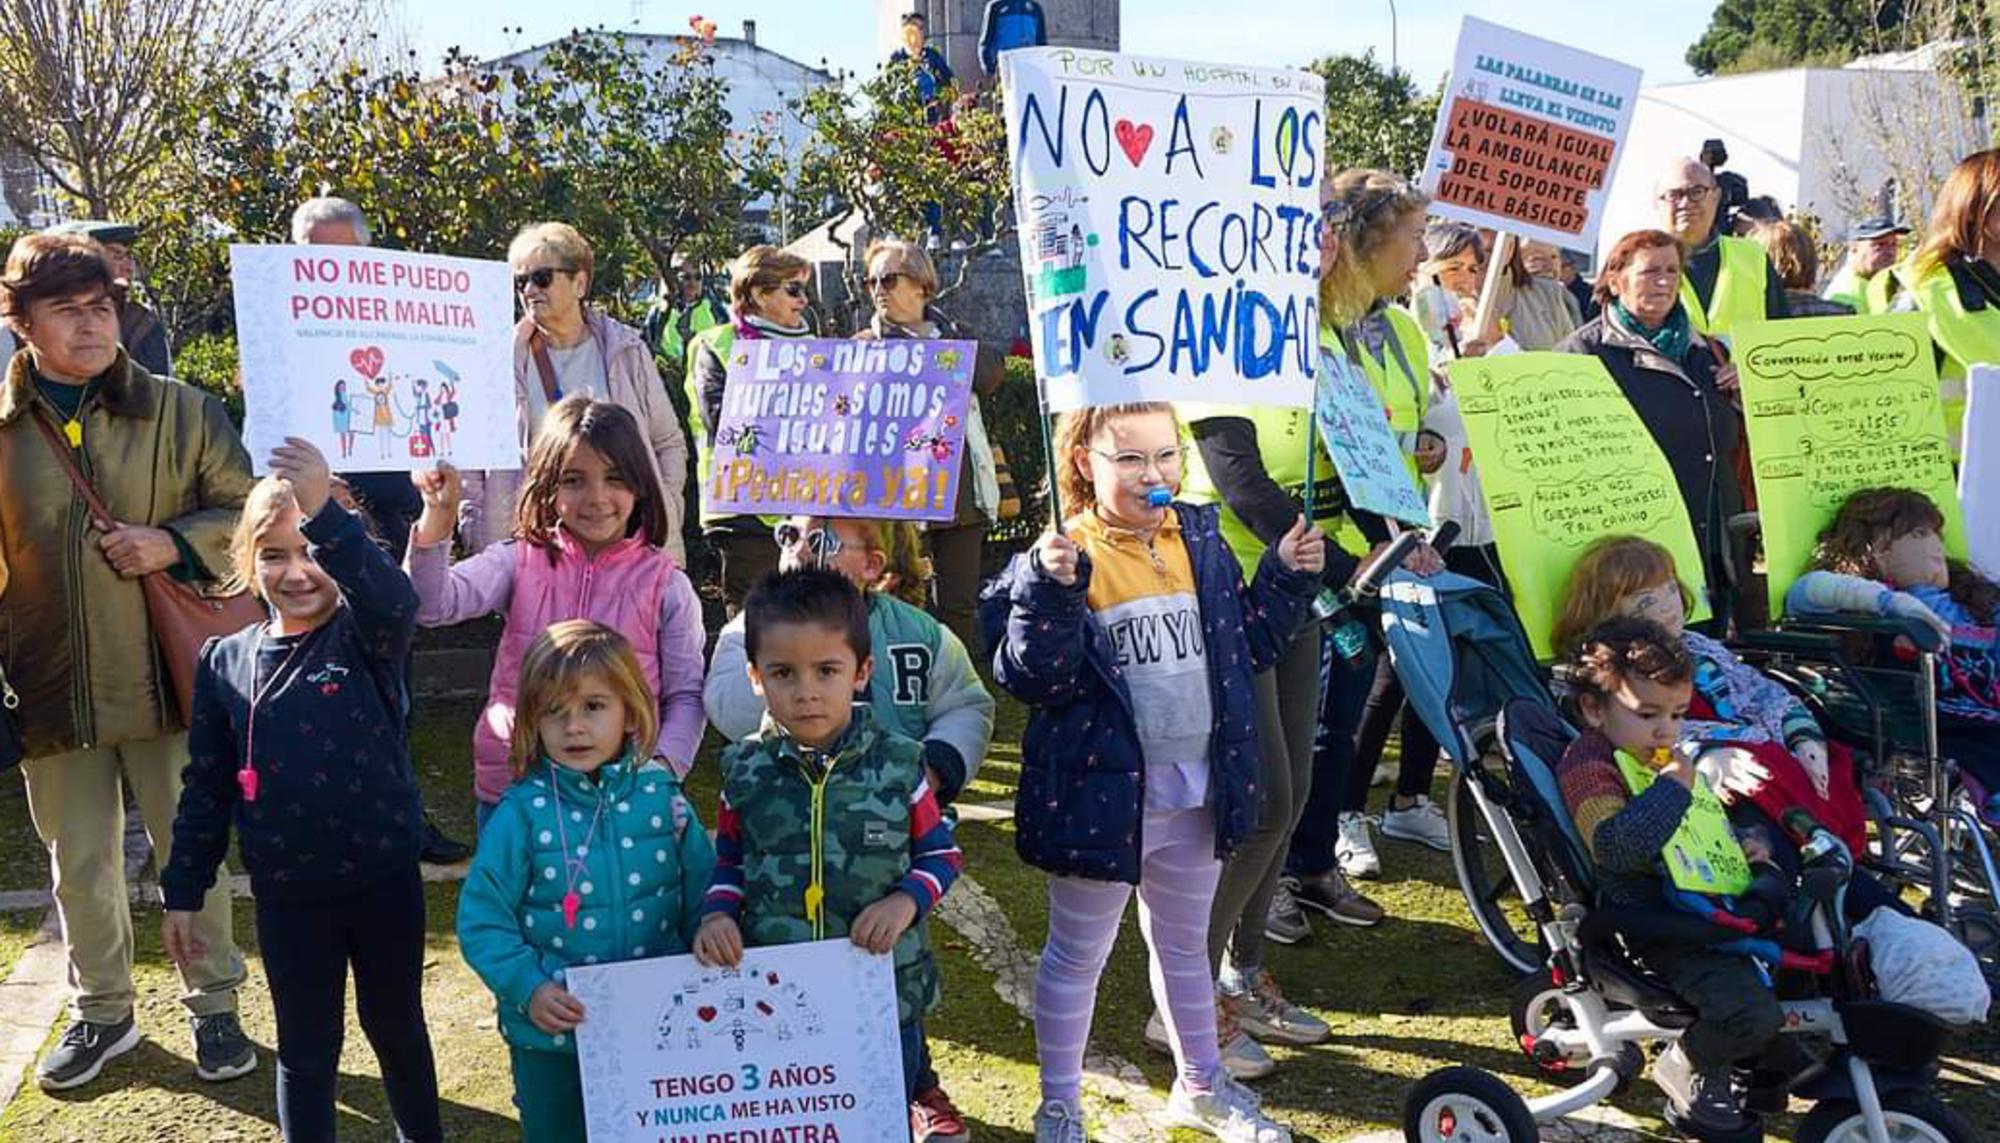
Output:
top-left (1372, 569), bottom-right (1973, 1143)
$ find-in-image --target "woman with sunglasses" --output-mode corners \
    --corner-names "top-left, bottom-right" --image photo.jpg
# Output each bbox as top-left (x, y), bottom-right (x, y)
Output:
top-left (854, 238), bottom-right (1007, 662)
top-left (686, 244), bottom-right (817, 615)
top-left (460, 222), bottom-right (690, 562)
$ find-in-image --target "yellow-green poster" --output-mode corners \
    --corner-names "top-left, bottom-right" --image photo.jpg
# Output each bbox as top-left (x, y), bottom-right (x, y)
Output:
top-left (1448, 352), bottom-right (1711, 660)
top-left (1733, 314), bottom-right (1968, 617)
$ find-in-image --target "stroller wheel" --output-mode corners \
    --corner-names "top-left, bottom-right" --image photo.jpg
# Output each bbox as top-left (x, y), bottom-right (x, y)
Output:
top-left (1952, 905), bottom-right (2000, 986)
top-left (1508, 971), bottom-right (1645, 1091)
top-left (1795, 1091), bottom-right (1976, 1143)
top-left (1449, 769), bottom-right (1546, 976)
top-left (1403, 1066), bottom-right (1537, 1143)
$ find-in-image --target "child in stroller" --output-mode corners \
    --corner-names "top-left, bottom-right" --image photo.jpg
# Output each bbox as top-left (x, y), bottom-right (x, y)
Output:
top-left (1556, 618), bottom-right (1791, 1138)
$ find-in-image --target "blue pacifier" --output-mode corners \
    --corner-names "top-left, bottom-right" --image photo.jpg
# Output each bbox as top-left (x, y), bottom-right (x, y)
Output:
top-left (1145, 488), bottom-right (1173, 508)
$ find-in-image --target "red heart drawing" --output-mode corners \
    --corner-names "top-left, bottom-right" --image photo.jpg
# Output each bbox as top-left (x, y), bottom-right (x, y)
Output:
top-left (766, 972), bottom-right (780, 985)
top-left (697, 1005), bottom-right (717, 1022)
top-left (349, 346), bottom-right (385, 379)
top-left (1115, 121), bottom-right (1154, 167)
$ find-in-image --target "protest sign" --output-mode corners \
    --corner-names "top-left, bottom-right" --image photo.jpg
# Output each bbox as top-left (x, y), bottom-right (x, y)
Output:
top-left (1734, 315), bottom-right (1969, 615)
top-left (1963, 365), bottom-right (2000, 577)
top-left (567, 940), bottom-right (905, 1143)
top-left (1420, 17), bottom-right (1643, 252)
top-left (703, 337), bottom-right (975, 522)
top-left (1314, 352), bottom-right (1430, 526)
top-left (230, 244), bottom-right (516, 473)
top-left (1448, 352), bottom-right (1709, 658)
top-left (1001, 47), bottom-right (1325, 412)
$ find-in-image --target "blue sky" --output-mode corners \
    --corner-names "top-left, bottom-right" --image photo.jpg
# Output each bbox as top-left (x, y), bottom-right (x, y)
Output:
top-left (405, 1), bottom-right (1714, 88)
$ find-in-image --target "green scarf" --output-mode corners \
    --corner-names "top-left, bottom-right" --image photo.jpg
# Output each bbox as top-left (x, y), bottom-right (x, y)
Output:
top-left (1611, 300), bottom-right (1693, 363)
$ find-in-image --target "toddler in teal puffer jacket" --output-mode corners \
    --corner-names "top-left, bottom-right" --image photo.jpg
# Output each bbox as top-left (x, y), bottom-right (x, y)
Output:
top-left (458, 620), bottom-right (715, 1143)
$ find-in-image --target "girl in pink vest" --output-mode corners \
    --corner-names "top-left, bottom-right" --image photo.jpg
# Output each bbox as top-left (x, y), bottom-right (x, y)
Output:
top-left (405, 395), bottom-right (706, 830)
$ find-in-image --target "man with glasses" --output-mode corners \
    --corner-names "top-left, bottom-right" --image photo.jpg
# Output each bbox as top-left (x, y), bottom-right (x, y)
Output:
top-left (1654, 156), bottom-right (1786, 339)
top-left (644, 267), bottom-right (726, 386)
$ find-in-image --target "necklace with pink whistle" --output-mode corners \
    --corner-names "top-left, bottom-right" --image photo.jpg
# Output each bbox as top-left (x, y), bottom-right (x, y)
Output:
top-left (549, 761), bottom-right (610, 929)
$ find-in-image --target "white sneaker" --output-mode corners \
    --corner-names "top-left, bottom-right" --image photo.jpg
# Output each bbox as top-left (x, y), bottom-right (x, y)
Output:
top-left (1033, 1096), bottom-right (1090, 1142)
top-left (1336, 812), bottom-right (1382, 879)
top-left (1166, 1074), bottom-right (1293, 1142)
top-left (1381, 795), bottom-right (1451, 852)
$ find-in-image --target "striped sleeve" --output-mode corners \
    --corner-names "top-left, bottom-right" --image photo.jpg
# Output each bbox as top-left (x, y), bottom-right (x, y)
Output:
top-left (1556, 734), bottom-right (1692, 875)
top-left (701, 792), bottom-right (747, 918)
top-left (895, 777), bottom-right (963, 919)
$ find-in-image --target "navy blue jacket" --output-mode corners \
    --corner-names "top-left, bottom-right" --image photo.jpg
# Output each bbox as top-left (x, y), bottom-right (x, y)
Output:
top-left (162, 503), bottom-right (425, 910)
top-left (980, 502), bottom-right (1318, 883)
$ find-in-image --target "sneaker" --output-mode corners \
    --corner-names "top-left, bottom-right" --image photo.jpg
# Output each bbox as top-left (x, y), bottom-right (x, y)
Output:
top-left (1145, 1000), bottom-right (1277, 1081)
top-left (1654, 1042), bottom-right (1753, 1137)
top-left (36, 1016), bottom-right (141, 1091)
top-left (420, 812), bottom-right (471, 864)
top-left (911, 1085), bottom-right (970, 1143)
top-left (1290, 869), bottom-right (1385, 927)
top-left (1335, 812), bottom-right (1382, 880)
top-left (1165, 1074), bottom-right (1293, 1142)
top-left (1032, 1097), bottom-right (1089, 1143)
top-left (1371, 762), bottom-right (1394, 787)
top-left (191, 1012), bottom-right (257, 1082)
top-left (1223, 971), bottom-right (1330, 1046)
top-left (1381, 795), bottom-right (1452, 852)
top-left (1262, 881), bottom-right (1312, 945)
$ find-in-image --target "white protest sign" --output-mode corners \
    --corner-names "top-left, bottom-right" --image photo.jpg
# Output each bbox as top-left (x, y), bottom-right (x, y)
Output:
top-left (566, 940), bottom-right (905, 1143)
top-left (230, 244), bottom-right (517, 473)
top-left (1962, 364), bottom-right (2000, 576)
top-left (1419, 17), bottom-right (1642, 253)
top-left (1002, 48), bottom-right (1325, 412)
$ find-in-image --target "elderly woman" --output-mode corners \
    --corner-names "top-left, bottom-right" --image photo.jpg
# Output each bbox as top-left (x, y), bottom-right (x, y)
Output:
top-left (1556, 229), bottom-right (1743, 621)
top-left (0, 234), bottom-right (255, 1090)
top-left (854, 238), bottom-right (1004, 659)
top-left (462, 222), bottom-right (689, 560)
top-left (686, 244), bottom-right (816, 615)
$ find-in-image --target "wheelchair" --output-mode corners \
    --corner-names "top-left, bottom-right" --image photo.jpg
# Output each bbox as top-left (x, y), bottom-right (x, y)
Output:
top-left (1370, 570), bottom-right (1975, 1143)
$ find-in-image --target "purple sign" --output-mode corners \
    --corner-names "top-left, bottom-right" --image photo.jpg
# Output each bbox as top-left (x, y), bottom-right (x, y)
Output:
top-left (706, 337), bottom-right (976, 522)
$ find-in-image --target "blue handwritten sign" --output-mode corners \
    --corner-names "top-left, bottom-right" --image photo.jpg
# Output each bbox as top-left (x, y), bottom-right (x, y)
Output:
top-left (1314, 353), bottom-right (1431, 526)
top-left (1000, 48), bottom-right (1325, 412)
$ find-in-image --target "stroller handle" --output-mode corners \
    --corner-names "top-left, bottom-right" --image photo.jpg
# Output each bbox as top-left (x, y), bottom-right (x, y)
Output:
top-left (1354, 521), bottom-right (1460, 598)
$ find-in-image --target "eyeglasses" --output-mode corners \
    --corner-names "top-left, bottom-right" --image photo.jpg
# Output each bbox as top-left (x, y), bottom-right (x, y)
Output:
top-left (761, 281), bottom-right (808, 299)
top-left (1657, 186), bottom-right (1714, 206)
top-left (514, 266), bottom-right (573, 291)
top-left (1090, 445), bottom-right (1187, 478)
top-left (772, 521), bottom-right (843, 563)
top-left (864, 271), bottom-right (909, 291)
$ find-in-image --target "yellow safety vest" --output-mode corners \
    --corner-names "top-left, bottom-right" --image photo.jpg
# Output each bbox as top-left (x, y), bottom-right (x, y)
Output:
top-left (1613, 749), bottom-right (1754, 897)
top-left (1179, 392), bottom-right (1349, 576)
top-left (1678, 235), bottom-right (1770, 339)
top-left (1901, 259), bottom-right (1990, 456)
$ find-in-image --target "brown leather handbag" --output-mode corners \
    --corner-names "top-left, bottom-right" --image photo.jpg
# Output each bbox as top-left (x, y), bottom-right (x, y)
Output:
top-left (33, 412), bottom-right (264, 727)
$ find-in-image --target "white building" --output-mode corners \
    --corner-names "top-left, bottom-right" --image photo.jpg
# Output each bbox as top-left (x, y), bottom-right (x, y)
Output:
top-left (485, 23), bottom-right (834, 238)
top-left (1597, 60), bottom-right (1985, 254)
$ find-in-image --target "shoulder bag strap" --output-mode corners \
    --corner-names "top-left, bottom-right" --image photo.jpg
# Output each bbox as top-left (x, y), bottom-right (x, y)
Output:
top-left (526, 326), bottom-right (561, 404)
top-left (29, 410), bottom-right (117, 531)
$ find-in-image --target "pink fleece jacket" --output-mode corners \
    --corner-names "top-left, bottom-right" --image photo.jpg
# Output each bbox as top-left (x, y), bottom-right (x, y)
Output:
top-left (405, 525), bottom-right (706, 803)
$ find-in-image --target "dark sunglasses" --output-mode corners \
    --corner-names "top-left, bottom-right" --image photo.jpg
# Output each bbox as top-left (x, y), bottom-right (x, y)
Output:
top-left (772, 521), bottom-right (843, 563)
top-left (762, 281), bottom-right (808, 299)
top-left (864, 271), bottom-right (909, 291)
top-left (514, 266), bottom-right (572, 291)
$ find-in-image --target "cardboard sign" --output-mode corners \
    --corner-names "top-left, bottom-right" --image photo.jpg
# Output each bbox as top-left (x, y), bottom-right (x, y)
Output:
top-left (1002, 47), bottom-right (1325, 412)
top-left (230, 244), bottom-right (517, 473)
top-left (566, 940), bottom-right (905, 1143)
top-left (1420, 17), bottom-right (1643, 252)
top-left (1315, 352), bottom-right (1430, 526)
top-left (704, 338), bottom-right (975, 522)
top-left (1448, 352), bottom-right (1710, 659)
top-left (1734, 314), bottom-right (1969, 614)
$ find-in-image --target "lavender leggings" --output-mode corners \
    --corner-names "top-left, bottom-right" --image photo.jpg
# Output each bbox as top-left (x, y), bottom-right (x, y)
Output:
top-left (1034, 807), bottom-right (1223, 1101)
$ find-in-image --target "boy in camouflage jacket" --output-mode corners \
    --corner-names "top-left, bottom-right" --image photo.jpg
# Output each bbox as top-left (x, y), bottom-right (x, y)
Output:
top-left (695, 569), bottom-right (963, 1105)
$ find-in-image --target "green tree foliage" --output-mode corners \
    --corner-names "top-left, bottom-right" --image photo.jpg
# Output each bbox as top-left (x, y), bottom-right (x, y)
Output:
top-left (776, 60), bottom-right (1011, 319)
top-left (1307, 50), bottom-right (1439, 179)
top-left (1685, 0), bottom-right (1907, 75)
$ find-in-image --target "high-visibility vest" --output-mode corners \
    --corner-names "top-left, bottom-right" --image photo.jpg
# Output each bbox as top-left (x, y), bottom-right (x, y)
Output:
top-left (1613, 748), bottom-right (1754, 897)
top-left (685, 323), bottom-right (784, 530)
top-left (1679, 235), bottom-right (1770, 339)
top-left (656, 295), bottom-right (725, 363)
top-left (1901, 259), bottom-right (1992, 456)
